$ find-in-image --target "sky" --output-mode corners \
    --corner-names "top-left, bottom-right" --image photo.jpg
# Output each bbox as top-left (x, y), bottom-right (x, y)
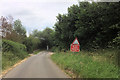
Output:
top-left (0, 0), bottom-right (79, 36)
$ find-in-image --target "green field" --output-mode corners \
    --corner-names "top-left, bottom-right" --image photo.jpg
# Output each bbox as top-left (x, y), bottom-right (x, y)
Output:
top-left (51, 50), bottom-right (119, 78)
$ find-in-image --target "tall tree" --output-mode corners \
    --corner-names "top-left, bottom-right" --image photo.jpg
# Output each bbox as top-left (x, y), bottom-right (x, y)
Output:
top-left (54, 2), bottom-right (120, 50)
top-left (0, 16), bottom-right (13, 38)
top-left (14, 19), bottom-right (26, 37)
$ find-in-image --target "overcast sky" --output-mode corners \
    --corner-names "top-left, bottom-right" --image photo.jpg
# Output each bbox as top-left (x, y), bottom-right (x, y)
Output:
top-left (0, 0), bottom-right (79, 36)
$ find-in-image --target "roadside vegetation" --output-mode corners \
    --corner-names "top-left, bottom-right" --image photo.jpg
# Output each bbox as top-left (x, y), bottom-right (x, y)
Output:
top-left (2, 39), bottom-right (28, 70)
top-left (51, 2), bottom-right (119, 78)
top-left (51, 50), bottom-right (119, 78)
top-left (53, 2), bottom-right (120, 51)
top-left (0, 15), bottom-right (54, 71)
top-left (0, 1), bottom-right (119, 78)
top-left (33, 49), bottom-right (41, 54)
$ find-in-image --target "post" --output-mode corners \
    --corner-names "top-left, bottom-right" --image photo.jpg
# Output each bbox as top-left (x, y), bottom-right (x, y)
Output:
top-left (47, 45), bottom-right (49, 50)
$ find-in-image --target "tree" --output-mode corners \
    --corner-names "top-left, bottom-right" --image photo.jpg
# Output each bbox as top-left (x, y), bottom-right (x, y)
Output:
top-left (54, 2), bottom-right (120, 50)
top-left (32, 29), bottom-right (39, 38)
top-left (13, 19), bottom-right (27, 43)
top-left (30, 27), bottom-right (55, 49)
top-left (42, 27), bottom-right (55, 48)
top-left (23, 37), bottom-right (33, 52)
top-left (0, 16), bottom-right (13, 38)
top-left (14, 19), bottom-right (26, 37)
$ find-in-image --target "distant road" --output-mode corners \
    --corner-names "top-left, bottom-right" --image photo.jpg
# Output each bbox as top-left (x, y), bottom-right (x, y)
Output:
top-left (4, 51), bottom-right (68, 78)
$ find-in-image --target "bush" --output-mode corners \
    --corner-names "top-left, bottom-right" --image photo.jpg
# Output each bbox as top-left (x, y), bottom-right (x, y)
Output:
top-left (50, 46), bottom-right (61, 52)
top-left (2, 39), bottom-right (26, 52)
top-left (23, 37), bottom-right (40, 53)
top-left (2, 39), bottom-right (28, 70)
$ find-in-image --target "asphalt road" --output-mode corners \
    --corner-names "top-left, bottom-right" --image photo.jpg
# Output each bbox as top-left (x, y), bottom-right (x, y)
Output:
top-left (4, 51), bottom-right (68, 78)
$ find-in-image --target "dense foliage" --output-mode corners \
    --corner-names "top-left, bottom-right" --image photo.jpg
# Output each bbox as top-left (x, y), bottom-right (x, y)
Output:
top-left (23, 37), bottom-right (40, 53)
top-left (2, 39), bottom-right (28, 70)
top-left (27, 27), bottom-right (55, 51)
top-left (54, 2), bottom-right (120, 50)
top-left (2, 39), bottom-right (28, 59)
top-left (0, 16), bottom-right (27, 43)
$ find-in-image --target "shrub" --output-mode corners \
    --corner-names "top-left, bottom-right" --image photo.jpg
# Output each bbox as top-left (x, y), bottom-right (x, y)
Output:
top-left (2, 39), bottom-right (28, 70)
top-left (2, 39), bottom-right (26, 53)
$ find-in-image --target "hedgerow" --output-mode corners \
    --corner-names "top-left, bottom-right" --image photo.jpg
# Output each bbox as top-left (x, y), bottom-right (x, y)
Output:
top-left (2, 39), bottom-right (28, 70)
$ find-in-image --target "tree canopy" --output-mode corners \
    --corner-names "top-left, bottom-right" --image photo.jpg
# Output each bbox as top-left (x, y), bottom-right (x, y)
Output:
top-left (54, 2), bottom-right (120, 50)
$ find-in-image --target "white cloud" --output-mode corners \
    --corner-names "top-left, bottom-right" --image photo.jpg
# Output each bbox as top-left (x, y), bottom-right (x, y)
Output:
top-left (0, 0), bottom-right (78, 35)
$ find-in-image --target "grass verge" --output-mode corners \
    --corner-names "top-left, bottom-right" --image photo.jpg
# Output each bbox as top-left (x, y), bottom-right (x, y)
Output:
top-left (33, 49), bottom-right (41, 54)
top-left (51, 50), bottom-right (119, 78)
top-left (2, 51), bottom-right (29, 71)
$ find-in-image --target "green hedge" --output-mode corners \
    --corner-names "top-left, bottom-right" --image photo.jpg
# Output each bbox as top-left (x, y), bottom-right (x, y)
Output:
top-left (2, 39), bottom-right (26, 53)
top-left (2, 39), bottom-right (28, 70)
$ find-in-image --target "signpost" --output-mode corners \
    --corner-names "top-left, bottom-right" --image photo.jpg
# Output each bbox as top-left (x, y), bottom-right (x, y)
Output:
top-left (70, 38), bottom-right (80, 52)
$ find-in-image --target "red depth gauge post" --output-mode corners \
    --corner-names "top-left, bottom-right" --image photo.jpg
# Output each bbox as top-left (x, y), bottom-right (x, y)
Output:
top-left (70, 38), bottom-right (80, 52)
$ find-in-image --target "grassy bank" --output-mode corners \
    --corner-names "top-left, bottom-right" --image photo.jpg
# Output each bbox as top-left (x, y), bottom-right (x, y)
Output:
top-left (2, 52), bottom-right (28, 71)
top-left (51, 50), bottom-right (119, 78)
top-left (2, 39), bottom-right (29, 71)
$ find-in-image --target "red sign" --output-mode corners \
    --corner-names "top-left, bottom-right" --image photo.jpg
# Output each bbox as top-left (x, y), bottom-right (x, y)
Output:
top-left (70, 38), bottom-right (80, 52)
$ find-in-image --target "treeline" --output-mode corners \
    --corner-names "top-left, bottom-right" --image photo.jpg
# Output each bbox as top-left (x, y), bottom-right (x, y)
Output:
top-left (0, 16), bottom-right (26, 43)
top-left (0, 16), bottom-right (29, 70)
top-left (24, 28), bottom-right (55, 52)
top-left (0, 16), bottom-right (55, 53)
top-left (2, 39), bottom-right (28, 70)
top-left (1, 2), bottom-right (120, 52)
top-left (0, 16), bottom-right (55, 70)
top-left (54, 2), bottom-right (120, 51)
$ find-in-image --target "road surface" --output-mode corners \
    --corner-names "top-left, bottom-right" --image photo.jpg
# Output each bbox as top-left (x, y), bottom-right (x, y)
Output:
top-left (3, 51), bottom-right (68, 78)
